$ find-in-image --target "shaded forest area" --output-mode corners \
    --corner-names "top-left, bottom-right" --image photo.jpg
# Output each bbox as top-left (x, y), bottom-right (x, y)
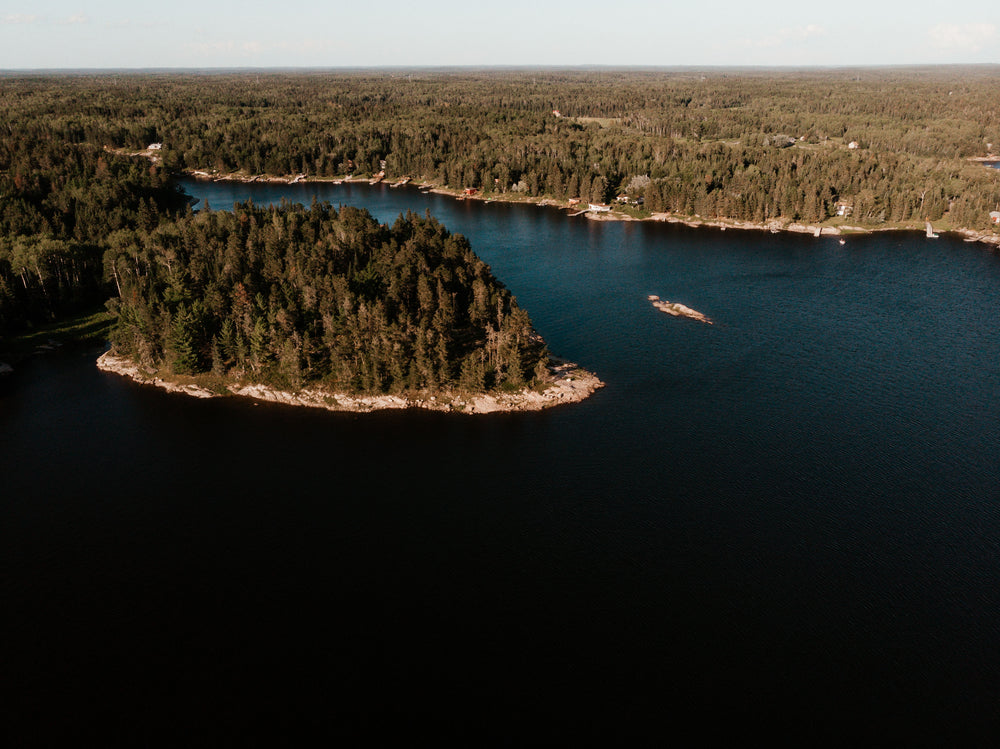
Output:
top-left (4, 67), bottom-right (999, 228)
top-left (107, 204), bottom-right (547, 393)
top-left (0, 133), bottom-right (188, 334)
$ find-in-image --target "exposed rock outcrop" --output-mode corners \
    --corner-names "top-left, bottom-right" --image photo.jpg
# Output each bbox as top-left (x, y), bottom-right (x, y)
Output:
top-left (648, 295), bottom-right (713, 324)
top-left (97, 352), bottom-right (603, 414)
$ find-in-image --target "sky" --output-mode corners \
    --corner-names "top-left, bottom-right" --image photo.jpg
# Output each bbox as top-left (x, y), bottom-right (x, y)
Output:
top-left (1, 0), bottom-right (998, 69)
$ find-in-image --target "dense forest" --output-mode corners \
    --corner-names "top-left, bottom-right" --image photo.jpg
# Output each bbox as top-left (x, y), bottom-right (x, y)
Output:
top-left (107, 203), bottom-right (547, 393)
top-left (3, 67), bottom-right (998, 229)
top-left (2, 68), bottom-right (999, 389)
top-left (0, 132), bottom-right (188, 334)
top-left (0, 131), bottom-right (549, 395)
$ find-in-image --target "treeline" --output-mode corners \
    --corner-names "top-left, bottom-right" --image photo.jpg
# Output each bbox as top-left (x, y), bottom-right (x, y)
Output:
top-left (4, 68), bottom-right (999, 228)
top-left (107, 203), bottom-right (548, 394)
top-left (0, 131), bottom-right (188, 334)
top-left (0, 78), bottom-right (548, 397)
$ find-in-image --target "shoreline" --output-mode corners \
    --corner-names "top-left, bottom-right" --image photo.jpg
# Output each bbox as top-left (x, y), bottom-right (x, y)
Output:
top-left (96, 351), bottom-right (604, 415)
top-left (180, 167), bottom-right (1000, 249)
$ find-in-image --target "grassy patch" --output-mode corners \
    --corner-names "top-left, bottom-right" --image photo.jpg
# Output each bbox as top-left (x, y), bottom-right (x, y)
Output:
top-left (1, 306), bottom-right (116, 361)
top-left (616, 204), bottom-right (652, 220)
top-left (187, 373), bottom-right (233, 395)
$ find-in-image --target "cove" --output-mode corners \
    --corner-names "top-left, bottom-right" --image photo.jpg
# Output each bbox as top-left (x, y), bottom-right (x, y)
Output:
top-left (2, 176), bottom-right (999, 742)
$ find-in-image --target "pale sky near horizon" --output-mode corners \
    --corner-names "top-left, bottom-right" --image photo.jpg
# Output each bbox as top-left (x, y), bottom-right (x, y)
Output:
top-left (1, 0), bottom-right (997, 69)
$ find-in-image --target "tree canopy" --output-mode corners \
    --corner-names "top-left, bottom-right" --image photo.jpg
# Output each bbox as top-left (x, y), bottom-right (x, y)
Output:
top-left (4, 68), bottom-right (997, 228)
top-left (106, 203), bottom-right (548, 394)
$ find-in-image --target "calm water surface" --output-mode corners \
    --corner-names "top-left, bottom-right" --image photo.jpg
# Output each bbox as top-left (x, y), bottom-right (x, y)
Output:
top-left (3, 180), bottom-right (999, 741)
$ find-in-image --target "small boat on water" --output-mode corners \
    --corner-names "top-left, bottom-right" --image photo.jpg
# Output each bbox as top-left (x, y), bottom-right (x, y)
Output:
top-left (839, 238), bottom-right (846, 245)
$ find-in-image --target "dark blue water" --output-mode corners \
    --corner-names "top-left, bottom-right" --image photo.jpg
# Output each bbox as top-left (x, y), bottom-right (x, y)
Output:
top-left (3, 180), bottom-right (999, 742)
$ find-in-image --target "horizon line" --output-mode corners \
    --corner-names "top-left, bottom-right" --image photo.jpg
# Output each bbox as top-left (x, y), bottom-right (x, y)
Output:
top-left (3, 62), bottom-right (1000, 75)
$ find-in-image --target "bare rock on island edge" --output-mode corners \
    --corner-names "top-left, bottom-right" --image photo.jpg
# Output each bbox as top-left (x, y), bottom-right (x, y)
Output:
top-left (96, 351), bottom-right (604, 414)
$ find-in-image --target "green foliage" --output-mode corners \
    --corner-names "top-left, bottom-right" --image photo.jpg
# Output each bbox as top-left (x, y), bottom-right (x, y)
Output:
top-left (0, 128), bottom-right (188, 338)
top-left (106, 203), bottom-right (549, 395)
top-left (4, 69), bottom-right (999, 237)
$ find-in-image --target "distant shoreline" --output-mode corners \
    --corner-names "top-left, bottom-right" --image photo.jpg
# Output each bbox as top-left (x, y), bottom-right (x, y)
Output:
top-left (96, 351), bottom-right (604, 414)
top-left (181, 167), bottom-right (1000, 248)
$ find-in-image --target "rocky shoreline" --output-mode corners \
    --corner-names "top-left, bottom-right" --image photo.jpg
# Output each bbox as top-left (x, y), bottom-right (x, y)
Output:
top-left (180, 167), bottom-right (1000, 248)
top-left (96, 351), bottom-right (604, 414)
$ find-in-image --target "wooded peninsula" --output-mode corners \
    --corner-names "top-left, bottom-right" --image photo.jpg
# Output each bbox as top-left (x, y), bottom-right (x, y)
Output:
top-left (2, 67), bottom-right (999, 407)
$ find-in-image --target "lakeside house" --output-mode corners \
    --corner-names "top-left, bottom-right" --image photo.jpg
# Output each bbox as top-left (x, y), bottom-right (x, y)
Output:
top-left (567, 198), bottom-right (581, 206)
top-left (588, 203), bottom-right (611, 212)
top-left (848, 141), bottom-right (860, 150)
top-left (616, 195), bottom-right (645, 206)
top-left (148, 143), bottom-right (162, 151)
top-left (990, 210), bottom-right (1000, 225)
top-left (463, 187), bottom-right (478, 196)
top-left (836, 202), bottom-right (853, 217)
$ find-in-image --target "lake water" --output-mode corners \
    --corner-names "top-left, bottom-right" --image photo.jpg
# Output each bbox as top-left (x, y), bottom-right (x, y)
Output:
top-left (3, 180), bottom-right (999, 742)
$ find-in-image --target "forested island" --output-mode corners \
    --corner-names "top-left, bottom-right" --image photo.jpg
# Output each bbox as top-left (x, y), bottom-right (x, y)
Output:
top-left (2, 67), bottom-right (999, 404)
top-left (96, 203), bottom-right (602, 412)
